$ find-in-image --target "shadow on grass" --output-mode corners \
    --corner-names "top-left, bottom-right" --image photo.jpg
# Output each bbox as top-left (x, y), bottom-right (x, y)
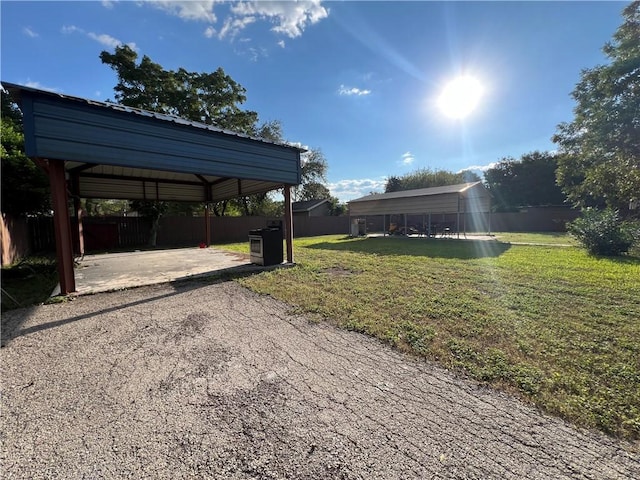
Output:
top-left (305, 237), bottom-right (511, 259)
top-left (594, 253), bottom-right (640, 265)
top-left (0, 263), bottom-right (281, 348)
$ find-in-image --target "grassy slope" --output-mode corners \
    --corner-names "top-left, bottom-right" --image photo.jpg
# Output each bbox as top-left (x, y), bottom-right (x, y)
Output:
top-left (220, 235), bottom-right (640, 442)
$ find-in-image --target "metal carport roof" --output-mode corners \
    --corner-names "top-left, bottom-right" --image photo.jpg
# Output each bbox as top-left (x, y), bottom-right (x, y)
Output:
top-left (3, 82), bottom-right (303, 294)
top-left (3, 82), bottom-right (303, 203)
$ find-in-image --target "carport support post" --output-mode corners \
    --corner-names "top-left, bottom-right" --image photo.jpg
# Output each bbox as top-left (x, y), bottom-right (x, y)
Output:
top-left (204, 203), bottom-right (211, 247)
top-left (48, 158), bottom-right (76, 294)
top-left (283, 185), bottom-right (294, 263)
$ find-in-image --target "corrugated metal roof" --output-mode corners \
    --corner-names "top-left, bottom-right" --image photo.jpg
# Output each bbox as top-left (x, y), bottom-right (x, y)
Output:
top-left (348, 182), bottom-right (483, 203)
top-left (1, 82), bottom-right (305, 153)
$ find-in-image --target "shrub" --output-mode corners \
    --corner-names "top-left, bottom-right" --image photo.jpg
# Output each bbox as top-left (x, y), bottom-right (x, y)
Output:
top-left (567, 208), bottom-right (639, 256)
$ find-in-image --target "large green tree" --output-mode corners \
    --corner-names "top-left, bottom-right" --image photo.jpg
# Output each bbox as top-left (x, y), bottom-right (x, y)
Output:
top-left (101, 46), bottom-right (266, 220)
top-left (292, 148), bottom-right (344, 213)
top-left (484, 151), bottom-right (566, 211)
top-left (1, 92), bottom-right (50, 216)
top-left (552, 2), bottom-right (640, 215)
top-left (385, 168), bottom-right (480, 193)
top-left (100, 45), bottom-right (258, 134)
top-left (295, 148), bottom-right (328, 200)
top-left (101, 46), bottom-right (337, 218)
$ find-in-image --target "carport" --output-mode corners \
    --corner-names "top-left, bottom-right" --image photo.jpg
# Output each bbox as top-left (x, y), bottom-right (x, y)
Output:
top-left (348, 182), bottom-right (491, 237)
top-left (3, 82), bottom-right (303, 294)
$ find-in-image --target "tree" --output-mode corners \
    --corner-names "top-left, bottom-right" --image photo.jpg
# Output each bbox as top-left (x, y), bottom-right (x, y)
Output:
top-left (130, 200), bottom-right (169, 247)
top-left (384, 168), bottom-right (480, 193)
top-left (553, 2), bottom-right (640, 216)
top-left (484, 151), bottom-right (566, 211)
top-left (568, 208), bottom-right (639, 256)
top-left (83, 199), bottom-right (129, 217)
top-left (1, 92), bottom-right (50, 216)
top-left (101, 45), bottom-right (277, 218)
top-left (101, 47), bottom-right (334, 217)
top-left (294, 148), bottom-right (329, 201)
top-left (100, 45), bottom-right (258, 134)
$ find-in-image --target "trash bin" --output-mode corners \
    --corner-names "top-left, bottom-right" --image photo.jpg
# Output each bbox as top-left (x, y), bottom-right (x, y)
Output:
top-left (249, 227), bottom-right (283, 266)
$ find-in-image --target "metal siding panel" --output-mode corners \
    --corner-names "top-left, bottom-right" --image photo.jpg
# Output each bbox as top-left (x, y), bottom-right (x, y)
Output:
top-left (29, 98), bottom-right (301, 184)
top-left (20, 97), bottom-right (38, 157)
top-left (349, 193), bottom-right (461, 216)
top-left (212, 180), bottom-right (239, 200)
top-left (79, 178), bottom-right (145, 200)
top-left (157, 183), bottom-right (205, 202)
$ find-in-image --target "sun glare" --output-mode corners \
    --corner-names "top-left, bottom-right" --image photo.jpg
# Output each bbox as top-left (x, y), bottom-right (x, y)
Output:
top-left (437, 75), bottom-right (484, 119)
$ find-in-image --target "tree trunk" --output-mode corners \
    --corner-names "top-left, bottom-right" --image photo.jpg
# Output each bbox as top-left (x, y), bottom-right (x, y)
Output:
top-left (149, 217), bottom-right (160, 247)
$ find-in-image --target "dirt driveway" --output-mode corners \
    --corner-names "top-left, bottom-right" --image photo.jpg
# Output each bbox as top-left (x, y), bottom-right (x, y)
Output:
top-left (1, 280), bottom-right (638, 479)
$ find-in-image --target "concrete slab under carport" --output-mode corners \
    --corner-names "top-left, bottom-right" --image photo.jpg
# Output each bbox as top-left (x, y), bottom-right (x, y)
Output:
top-left (62, 247), bottom-right (265, 296)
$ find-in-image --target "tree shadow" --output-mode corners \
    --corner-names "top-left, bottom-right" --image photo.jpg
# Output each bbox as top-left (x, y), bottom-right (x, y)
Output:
top-left (305, 237), bottom-right (511, 260)
top-left (593, 253), bottom-right (640, 265)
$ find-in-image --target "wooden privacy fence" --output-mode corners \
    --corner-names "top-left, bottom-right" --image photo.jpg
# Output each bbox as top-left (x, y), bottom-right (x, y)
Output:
top-left (1, 207), bottom-right (579, 264)
top-left (358, 207), bottom-right (579, 235)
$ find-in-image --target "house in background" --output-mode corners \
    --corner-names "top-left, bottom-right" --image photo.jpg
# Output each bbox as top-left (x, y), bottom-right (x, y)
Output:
top-left (292, 199), bottom-right (331, 218)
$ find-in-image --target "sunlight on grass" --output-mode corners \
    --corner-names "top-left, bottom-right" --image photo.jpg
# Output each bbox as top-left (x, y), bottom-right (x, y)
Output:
top-left (217, 234), bottom-right (640, 442)
top-left (494, 231), bottom-right (577, 245)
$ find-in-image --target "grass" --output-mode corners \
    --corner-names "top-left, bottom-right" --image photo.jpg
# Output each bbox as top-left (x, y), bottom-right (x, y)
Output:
top-left (492, 231), bottom-right (578, 245)
top-left (1, 256), bottom-right (59, 312)
top-left (219, 234), bottom-right (640, 443)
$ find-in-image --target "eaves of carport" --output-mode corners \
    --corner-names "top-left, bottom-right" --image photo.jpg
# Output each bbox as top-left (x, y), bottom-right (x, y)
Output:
top-left (3, 82), bottom-right (304, 295)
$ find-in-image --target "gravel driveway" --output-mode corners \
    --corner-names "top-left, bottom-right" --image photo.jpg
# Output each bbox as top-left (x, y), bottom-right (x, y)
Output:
top-left (1, 280), bottom-right (638, 479)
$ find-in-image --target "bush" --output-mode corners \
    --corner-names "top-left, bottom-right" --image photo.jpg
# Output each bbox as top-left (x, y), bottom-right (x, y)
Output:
top-left (567, 208), bottom-right (639, 256)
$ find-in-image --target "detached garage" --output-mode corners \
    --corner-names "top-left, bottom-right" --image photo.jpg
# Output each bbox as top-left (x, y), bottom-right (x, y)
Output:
top-left (347, 182), bottom-right (491, 237)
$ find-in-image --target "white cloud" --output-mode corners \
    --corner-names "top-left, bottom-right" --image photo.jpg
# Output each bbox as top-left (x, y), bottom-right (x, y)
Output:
top-left (458, 162), bottom-right (498, 173)
top-left (62, 25), bottom-right (136, 50)
top-left (23, 27), bottom-right (39, 38)
top-left (88, 32), bottom-right (123, 49)
top-left (102, 0), bottom-right (115, 9)
top-left (230, 1), bottom-right (328, 38)
top-left (328, 178), bottom-right (388, 202)
top-left (244, 46), bottom-right (268, 63)
top-left (400, 151), bottom-right (415, 166)
top-left (61, 25), bottom-right (81, 34)
top-left (24, 80), bottom-right (60, 93)
top-left (277, 40), bottom-right (285, 48)
top-left (147, 1), bottom-right (217, 23)
top-left (142, 1), bottom-right (328, 48)
top-left (218, 15), bottom-right (256, 40)
top-left (338, 84), bottom-right (371, 96)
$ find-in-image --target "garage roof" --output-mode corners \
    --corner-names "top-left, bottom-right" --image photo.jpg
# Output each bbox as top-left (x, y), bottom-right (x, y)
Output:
top-left (3, 82), bottom-right (303, 202)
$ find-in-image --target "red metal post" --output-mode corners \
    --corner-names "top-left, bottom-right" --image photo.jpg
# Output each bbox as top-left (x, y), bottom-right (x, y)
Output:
top-left (283, 185), bottom-right (294, 263)
top-left (48, 159), bottom-right (76, 294)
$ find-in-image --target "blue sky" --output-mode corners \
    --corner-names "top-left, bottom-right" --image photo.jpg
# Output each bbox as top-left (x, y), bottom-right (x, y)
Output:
top-left (1, 1), bottom-right (628, 202)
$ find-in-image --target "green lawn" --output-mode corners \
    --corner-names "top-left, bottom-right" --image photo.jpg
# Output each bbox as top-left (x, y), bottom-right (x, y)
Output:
top-left (493, 231), bottom-right (577, 245)
top-left (220, 234), bottom-right (640, 442)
